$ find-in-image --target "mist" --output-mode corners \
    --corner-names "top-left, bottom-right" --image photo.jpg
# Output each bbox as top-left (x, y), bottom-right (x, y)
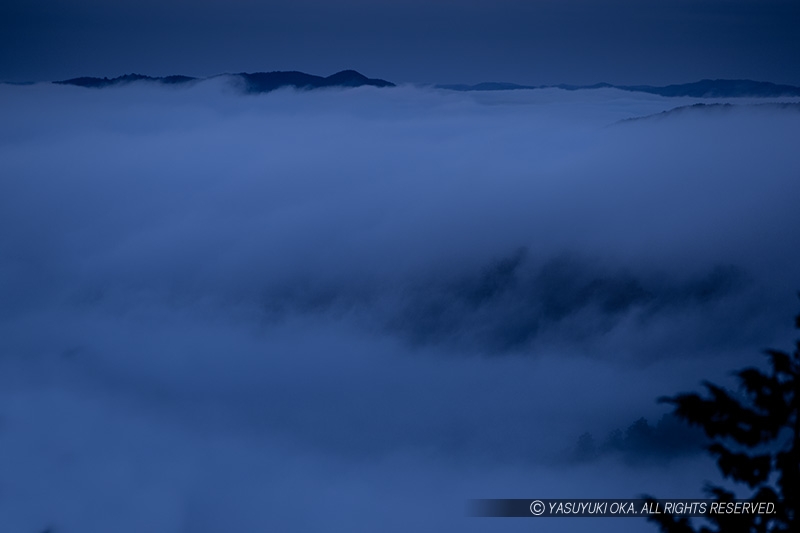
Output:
top-left (1, 79), bottom-right (799, 533)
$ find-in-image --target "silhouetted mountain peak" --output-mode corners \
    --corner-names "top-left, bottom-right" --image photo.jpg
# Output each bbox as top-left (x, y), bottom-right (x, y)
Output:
top-left (236, 69), bottom-right (394, 92)
top-left (327, 69), bottom-right (367, 81)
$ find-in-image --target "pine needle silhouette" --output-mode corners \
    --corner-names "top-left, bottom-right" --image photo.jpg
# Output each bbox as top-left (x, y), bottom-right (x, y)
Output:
top-left (645, 301), bottom-right (799, 533)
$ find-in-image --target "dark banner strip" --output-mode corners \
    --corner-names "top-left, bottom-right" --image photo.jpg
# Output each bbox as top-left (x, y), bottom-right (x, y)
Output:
top-left (468, 499), bottom-right (778, 518)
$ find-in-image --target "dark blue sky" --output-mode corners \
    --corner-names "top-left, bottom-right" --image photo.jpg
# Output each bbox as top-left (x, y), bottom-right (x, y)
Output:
top-left (2, 0), bottom-right (799, 84)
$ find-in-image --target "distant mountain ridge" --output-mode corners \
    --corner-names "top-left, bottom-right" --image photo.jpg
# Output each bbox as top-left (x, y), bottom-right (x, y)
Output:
top-left (53, 70), bottom-right (395, 92)
top-left (45, 73), bottom-right (800, 98)
top-left (437, 79), bottom-right (800, 97)
top-left (619, 102), bottom-right (800, 123)
top-left (54, 73), bottom-right (197, 88)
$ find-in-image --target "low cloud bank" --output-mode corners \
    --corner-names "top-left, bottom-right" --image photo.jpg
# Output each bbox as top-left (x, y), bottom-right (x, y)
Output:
top-left (0, 80), bottom-right (798, 532)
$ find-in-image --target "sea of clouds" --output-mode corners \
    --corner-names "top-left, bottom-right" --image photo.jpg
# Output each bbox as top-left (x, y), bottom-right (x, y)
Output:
top-left (1, 79), bottom-right (799, 533)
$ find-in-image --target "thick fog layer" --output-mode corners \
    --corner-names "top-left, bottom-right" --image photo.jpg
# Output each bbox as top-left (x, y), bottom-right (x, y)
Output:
top-left (1, 80), bottom-right (799, 533)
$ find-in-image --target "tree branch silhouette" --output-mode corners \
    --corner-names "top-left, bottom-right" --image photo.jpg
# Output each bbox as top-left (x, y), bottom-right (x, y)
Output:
top-left (645, 298), bottom-right (799, 533)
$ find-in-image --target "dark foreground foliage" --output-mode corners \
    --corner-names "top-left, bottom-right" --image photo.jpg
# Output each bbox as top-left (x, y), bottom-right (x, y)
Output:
top-left (646, 301), bottom-right (799, 533)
